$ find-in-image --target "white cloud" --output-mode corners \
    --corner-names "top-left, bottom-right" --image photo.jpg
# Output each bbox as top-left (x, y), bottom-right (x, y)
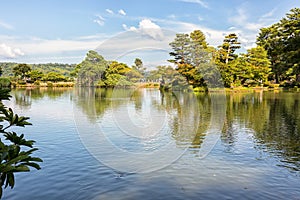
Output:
top-left (228, 6), bottom-right (279, 50)
top-left (139, 19), bottom-right (164, 40)
top-left (228, 26), bottom-right (237, 30)
top-left (0, 35), bottom-right (108, 63)
top-left (123, 19), bottom-right (164, 40)
top-left (178, 0), bottom-right (208, 8)
top-left (94, 29), bottom-right (175, 62)
top-left (118, 9), bottom-right (126, 16)
top-left (151, 18), bottom-right (232, 47)
top-left (0, 43), bottom-right (24, 58)
top-left (93, 15), bottom-right (105, 26)
top-left (105, 9), bottom-right (114, 14)
top-left (122, 24), bottom-right (137, 31)
top-left (0, 20), bottom-right (13, 30)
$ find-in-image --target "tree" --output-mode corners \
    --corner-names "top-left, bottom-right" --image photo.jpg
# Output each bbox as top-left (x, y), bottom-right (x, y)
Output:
top-left (169, 30), bottom-right (211, 88)
top-left (77, 50), bottom-right (108, 86)
top-left (103, 61), bottom-right (131, 87)
top-left (132, 58), bottom-right (146, 79)
top-left (169, 33), bottom-right (191, 64)
top-left (13, 64), bottom-right (31, 80)
top-left (43, 72), bottom-right (67, 82)
top-left (244, 46), bottom-right (271, 85)
top-left (29, 70), bottom-right (44, 82)
top-left (190, 30), bottom-right (208, 49)
top-left (0, 88), bottom-right (42, 198)
top-left (218, 33), bottom-right (241, 64)
top-left (257, 8), bottom-right (300, 84)
top-left (215, 33), bottom-right (241, 87)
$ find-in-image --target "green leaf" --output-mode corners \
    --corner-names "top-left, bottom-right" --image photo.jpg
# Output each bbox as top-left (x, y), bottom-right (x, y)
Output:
top-left (23, 156), bottom-right (43, 163)
top-left (14, 165), bottom-right (30, 172)
top-left (24, 162), bottom-right (41, 170)
top-left (7, 173), bottom-right (15, 188)
top-left (4, 154), bottom-right (29, 166)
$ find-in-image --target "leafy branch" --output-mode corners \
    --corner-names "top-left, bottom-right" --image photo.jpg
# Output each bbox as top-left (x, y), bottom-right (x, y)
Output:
top-left (0, 89), bottom-right (42, 198)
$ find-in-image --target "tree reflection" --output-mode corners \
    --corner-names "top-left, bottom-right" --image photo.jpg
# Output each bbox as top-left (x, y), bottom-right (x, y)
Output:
top-left (73, 87), bottom-right (300, 172)
top-left (74, 88), bottom-right (209, 151)
top-left (11, 88), bottom-right (72, 109)
top-left (223, 91), bottom-right (300, 172)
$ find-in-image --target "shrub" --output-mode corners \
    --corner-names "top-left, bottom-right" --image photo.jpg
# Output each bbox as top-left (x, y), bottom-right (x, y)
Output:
top-left (34, 81), bottom-right (41, 86)
top-left (17, 80), bottom-right (26, 85)
top-left (0, 77), bottom-right (11, 87)
top-left (47, 82), bottom-right (53, 87)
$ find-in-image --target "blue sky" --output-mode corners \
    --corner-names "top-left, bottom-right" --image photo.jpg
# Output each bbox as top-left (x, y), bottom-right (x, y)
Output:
top-left (0, 0), bottom-right (299, 66)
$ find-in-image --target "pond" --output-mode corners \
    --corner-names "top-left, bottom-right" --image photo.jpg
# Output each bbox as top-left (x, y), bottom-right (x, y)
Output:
top-left (2, 87), bottom-right (300, 200)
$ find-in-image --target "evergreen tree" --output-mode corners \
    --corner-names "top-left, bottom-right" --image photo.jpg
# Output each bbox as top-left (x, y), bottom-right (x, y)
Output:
top-left (257, 8), bottom-right (300, 84)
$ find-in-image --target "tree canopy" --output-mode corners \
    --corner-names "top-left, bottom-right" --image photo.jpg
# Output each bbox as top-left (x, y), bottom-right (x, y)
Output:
top-left (257, 8), bottom-right (300, 85)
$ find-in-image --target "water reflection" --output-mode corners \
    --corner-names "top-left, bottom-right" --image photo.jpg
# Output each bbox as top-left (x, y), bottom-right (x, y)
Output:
top-left (73, 87), bottom-right (208, 173)
top-left (73, 88), bottom-right (300, 173)
top-left (223, 91), bottom-right (300, 173)
top-left (9, 88), bottom-right (300, 174)
top-left (11, 87), bottom-right (72, 109)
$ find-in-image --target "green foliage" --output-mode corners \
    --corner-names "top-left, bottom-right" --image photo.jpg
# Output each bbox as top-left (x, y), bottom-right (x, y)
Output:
top-left (243, 46), bottom-right (271, 85)
top-left (75, 51), bottom-right (145, 87)
top-left (0, 62), bottom-right (75, 80)
top-left (42, 72), bottom-right (67, 82)
top-left (0, 78), bottom-right (11, 88)
top-left (169, 33), bottom-right (191, 64)
top-left (214, 33), bottom-right (241, 87)
top-left (29, 70), bottom-right (44, 82)
top-left (257, 8), bottom-right (300, 84)
top-left (126, 69), bottom-right (143, 83)
top-left (17, 80), bottom-right (26, 85)
top-left (217, 33), bottom-right (241, 64)
top-left (47, 82), bottom-right (53, 87)
top-left (169, 30), bottom-right (214, 89)
top-left (103, 61), bottom-right (132, 87)
top-left (77, 50), bottom-right (108, 86)
top-left (131, 58), bottom-right (146, 80)
top-left (0, 88), bottom-right (42, 198)
top-left (13, 64), bottom-right (31, 80)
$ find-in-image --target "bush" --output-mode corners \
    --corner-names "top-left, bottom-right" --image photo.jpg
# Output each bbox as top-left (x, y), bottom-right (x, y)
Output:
top-left (47, 82), bottom-right (53, 87)
top-left (34, 80), bottom-right (41, 86)
top-left (0, 77), bottom-right (11, 87)
top-left (193, 86), bottom-right (207, 92)
top-left (17, 80), bottom-right (26, 85)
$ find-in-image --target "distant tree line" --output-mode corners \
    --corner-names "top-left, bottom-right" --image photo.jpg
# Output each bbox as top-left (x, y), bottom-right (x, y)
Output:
top-left (0, 62), bottom-right (75, 85)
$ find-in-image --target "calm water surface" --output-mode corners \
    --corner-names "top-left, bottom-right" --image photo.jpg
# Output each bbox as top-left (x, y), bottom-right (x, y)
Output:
top-left (2, 88), bottom-right (300, 200)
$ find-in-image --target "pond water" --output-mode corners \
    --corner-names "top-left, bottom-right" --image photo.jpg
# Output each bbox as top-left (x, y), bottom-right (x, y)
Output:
top-left (2, 88), bottom-right (300, 200)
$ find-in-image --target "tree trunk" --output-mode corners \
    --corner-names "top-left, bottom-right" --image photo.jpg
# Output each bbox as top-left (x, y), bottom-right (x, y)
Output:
top-left (226, 46), bottom-right (230, 64)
